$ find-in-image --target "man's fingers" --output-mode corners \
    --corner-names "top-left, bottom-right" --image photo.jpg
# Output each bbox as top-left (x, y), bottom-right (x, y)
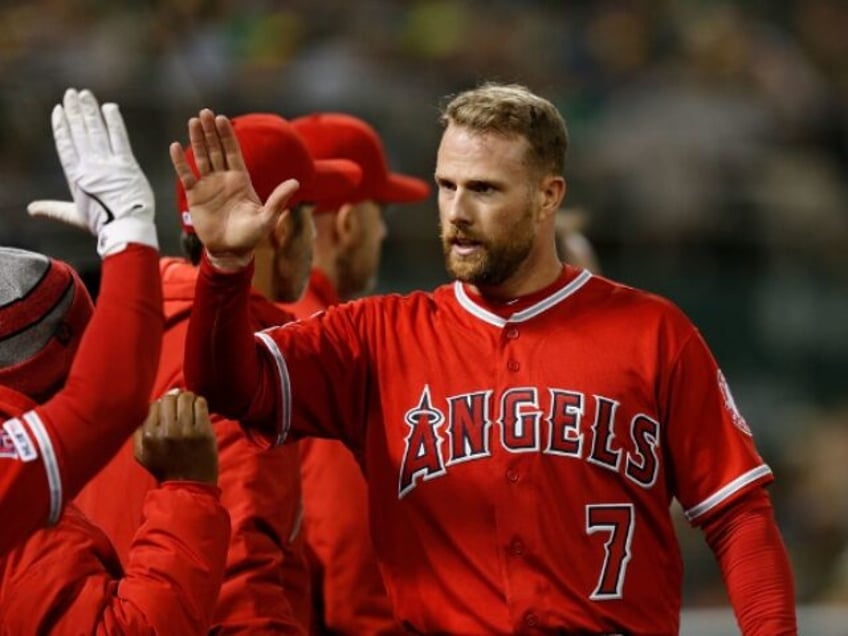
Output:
top-left (158, 392), bottom-right (180, 439)
top-left (170, 142), bottom-right (197, 192)
top-left (193, 396), bottom-right (211, 434)
top-left (188, 116), bottom-right (210, 176)
top-left (134, 400), bottom-right (159, 458)
top-left (216, 114), bottom-right (247, 173)
top-left (141, 400), bottom-right (160, 431)
top-left (133, 425), bottom-right (146, 460)
top-left (176, 391), bottom-right (198, 435)
top-left (263, 179), bottom-right (301, 222)
top-left (200, 109), bottom-right (227, 172)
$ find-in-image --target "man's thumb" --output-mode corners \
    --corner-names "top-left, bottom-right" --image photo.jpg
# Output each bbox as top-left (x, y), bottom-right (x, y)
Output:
top-left (263, 179), bottom-right (300, 219)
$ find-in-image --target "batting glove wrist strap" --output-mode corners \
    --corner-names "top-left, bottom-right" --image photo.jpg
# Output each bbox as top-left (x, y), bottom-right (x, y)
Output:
top-left (98, 216), bottom-right (158, 257)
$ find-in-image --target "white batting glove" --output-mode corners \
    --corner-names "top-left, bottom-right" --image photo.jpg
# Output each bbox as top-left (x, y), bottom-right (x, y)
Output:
top-left (27, 88), bottom-right (158, 257)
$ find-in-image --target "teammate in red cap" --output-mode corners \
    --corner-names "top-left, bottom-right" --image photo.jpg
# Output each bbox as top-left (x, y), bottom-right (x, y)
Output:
top-left (175, 85), bottom-right (797, 635)
top-left (1, 89), bottom-right (232, 633)
top-left (74, 113), bottom-right (361, 633)
top-left (281, 112), bottom-right (429, 635)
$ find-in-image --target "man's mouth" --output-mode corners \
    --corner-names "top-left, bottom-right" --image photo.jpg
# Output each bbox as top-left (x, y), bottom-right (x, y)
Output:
top-left (449, 236), bottom-right (483, 256)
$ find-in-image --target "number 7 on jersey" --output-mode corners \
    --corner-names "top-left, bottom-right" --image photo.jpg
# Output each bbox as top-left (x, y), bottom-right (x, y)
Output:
top-left (585, 503), bottom-right (635, 600)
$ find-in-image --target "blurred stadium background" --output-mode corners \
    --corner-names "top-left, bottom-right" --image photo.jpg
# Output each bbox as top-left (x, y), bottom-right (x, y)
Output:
top-left (1, 1), bottom-right (846, 632)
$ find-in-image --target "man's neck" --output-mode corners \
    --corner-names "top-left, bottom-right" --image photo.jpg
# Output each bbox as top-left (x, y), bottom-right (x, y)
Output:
top-left (468, 257), bottom-right (564, 304)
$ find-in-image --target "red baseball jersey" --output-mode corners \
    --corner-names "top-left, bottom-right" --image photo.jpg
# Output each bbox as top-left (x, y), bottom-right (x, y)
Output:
top-left (191, 262), bottom-right (773, 634)
top-left (283, 269), bottom-right (401, 635)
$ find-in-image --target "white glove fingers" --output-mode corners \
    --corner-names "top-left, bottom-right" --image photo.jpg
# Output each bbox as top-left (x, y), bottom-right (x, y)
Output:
top-left (26, 200), bottom-right (87, 229)
top-left (62, 88), bottom-right (91, 157)
top-left (101, 103), bottom-right (133, 159)
top-left (199, 108), bottom-right (227, 172)
top-left (51, 103), bottom-right (79, 178)
top-left (78, 89), bottom-right (110, 156)
top-left (217, 114), bottom-right (247, 173)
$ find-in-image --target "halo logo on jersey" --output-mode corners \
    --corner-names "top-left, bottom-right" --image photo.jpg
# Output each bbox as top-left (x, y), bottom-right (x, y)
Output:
top-left (398, 386), bottom-right (447, 498)
top-left (717, 370), bottom-right (752, 436)
top-left (397, 384), bottom-right (661, 498)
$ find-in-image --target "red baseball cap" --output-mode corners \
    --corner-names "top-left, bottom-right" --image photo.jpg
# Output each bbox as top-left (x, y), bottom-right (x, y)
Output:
top-left (291, 113), bottom-right (431, 213)
top-left (176, 113), bottom-right (362, 233)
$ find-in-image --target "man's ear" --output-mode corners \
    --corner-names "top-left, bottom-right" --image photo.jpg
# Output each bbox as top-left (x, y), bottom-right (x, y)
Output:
top-left (335, 202), bottom-right (360, 248)
top-left (270, 208), bottom-right (293, 249)
top-left (537, 176), bottom-right (567, 222)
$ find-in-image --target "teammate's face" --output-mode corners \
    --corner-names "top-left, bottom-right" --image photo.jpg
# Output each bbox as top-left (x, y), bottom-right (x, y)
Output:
top-left (274, 204), bottom-right (316, 302)
top-left (337, 200), bottom-right (387, 299)
top-left (436, 125), bottom-right (542, 289)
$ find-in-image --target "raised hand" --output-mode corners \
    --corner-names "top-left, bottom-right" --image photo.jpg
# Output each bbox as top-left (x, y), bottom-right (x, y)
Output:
top-left (170, 108), bottom-right (300, 270)
top-left (28, 88), bottom-right (158, 257)
top-left (134, 390), bottom-right (219, 485)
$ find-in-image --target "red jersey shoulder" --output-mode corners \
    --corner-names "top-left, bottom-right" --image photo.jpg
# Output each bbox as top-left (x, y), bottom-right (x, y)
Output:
top-left (580, 275), bottom-right (694, 328)
top-left (323, 288), bottom-right (441, 326)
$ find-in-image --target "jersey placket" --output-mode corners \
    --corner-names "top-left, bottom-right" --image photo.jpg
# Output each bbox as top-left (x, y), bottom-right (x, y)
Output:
top-left (493, 318), bottom-right (548, 633)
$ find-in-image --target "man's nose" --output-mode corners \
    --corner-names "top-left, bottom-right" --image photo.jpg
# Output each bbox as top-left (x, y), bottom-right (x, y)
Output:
top-left (444, 189), bottom-right (472, 225)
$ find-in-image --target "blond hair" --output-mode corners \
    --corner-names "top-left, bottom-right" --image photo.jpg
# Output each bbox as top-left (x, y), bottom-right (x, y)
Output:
top-left (439, 82), bottom-right (568, 176)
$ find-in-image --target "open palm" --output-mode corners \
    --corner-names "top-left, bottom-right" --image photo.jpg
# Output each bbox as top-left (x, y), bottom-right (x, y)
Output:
top-left (170, 109), bottom-right (298, 260)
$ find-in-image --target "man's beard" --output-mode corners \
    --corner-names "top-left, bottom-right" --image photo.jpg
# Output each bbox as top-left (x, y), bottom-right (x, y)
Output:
top-left (336, 246), bottom-right (375, 300)
top-left (274, 239), bottom-right (312, 303)
top-left (441, 208), bottom-right (534, 287)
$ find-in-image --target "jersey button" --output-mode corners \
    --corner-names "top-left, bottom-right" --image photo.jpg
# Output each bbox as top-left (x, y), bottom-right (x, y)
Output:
top-left (505, 326), bottom-right (519, 340)
top-left (509, 537), bottom-right (525, 556)
top-left (506, 468), bottom-right (519, 483)
top-left (507, 360), bottom-right (520, 372)
top-left (523, 611), bottom-right (539, 627)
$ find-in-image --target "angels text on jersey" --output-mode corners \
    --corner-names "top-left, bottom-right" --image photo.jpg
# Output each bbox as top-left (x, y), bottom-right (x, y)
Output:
top-left (398, 384), bottom-right (661, 498)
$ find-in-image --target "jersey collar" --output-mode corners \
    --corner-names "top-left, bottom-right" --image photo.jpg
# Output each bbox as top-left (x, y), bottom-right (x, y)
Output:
top-left (453, 266), bottom-right (593, 328)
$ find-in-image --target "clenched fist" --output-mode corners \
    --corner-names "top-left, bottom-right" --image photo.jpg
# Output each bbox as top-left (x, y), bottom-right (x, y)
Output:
top-left (134, 390), bottom-right (218, 485)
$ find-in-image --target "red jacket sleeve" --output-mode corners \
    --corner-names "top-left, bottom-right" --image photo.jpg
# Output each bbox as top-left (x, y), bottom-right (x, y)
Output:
top-left (0, 245), bottom-right (162, 553)
top-left (185, 255), bottom-right (279, 439)
top-left (210, 417), bottom-right (310, 635)
top-left (0, 483), bottom-right (229, 634)
top-left (701, 487), bottom-right (797, 635)
top-left (300, 438), bottom-right (401, 635)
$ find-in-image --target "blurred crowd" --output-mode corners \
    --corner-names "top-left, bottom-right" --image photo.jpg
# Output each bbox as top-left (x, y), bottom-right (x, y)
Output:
top-left (0, 0), bottom-right (846, 609)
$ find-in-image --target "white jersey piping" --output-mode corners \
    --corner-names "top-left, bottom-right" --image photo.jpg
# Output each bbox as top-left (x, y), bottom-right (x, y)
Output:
top-left (256, 331), bottom-right (292, 446)
top-left (22, 411), bottom-right (63, 525)
top-left (684, 464), bottom-right (773, 522)
top-left (453, 269), bottom-right (593, 328)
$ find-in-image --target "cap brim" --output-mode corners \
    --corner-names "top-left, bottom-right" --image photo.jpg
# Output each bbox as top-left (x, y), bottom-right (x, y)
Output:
top-left (377, 173), bottom-right (431, 204)
top-left (296, 158), bottom-right (362, 206)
